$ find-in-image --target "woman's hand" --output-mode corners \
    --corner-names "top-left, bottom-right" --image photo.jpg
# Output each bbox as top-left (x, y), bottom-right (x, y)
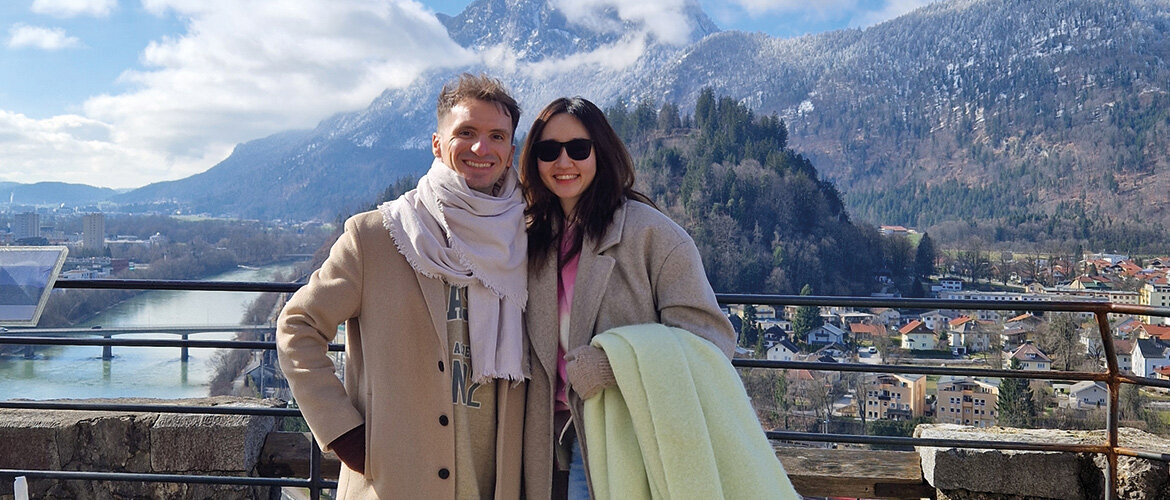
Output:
top-left (564, 345), bottom-right (616, 400)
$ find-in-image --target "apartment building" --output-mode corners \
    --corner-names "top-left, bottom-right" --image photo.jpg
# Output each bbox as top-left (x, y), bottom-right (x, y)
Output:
top-left (936, 377), bottom-right (1000, 427)
top-left (864, 374), bottom-right (926, 420)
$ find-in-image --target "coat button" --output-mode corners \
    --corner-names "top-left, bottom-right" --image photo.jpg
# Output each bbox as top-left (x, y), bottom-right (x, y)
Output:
top-left (438, 468), bottom-right (450, 479)
top-left (438, 360), bottom-right (445, 372)
top-left (439, 415), bottom-right (449, 426)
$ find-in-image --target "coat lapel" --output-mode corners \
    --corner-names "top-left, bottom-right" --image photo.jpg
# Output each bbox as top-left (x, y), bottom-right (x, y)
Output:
top-left (528, 258), bottom-right (560, 383)
top-left (416, 272), bottom-right (449, 351)
top-left (568, 203), bottom-right (626, 349)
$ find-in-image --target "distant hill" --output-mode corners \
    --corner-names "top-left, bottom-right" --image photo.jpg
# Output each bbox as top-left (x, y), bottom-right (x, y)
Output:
top-left (633, 0), bottom-right (1170, 235)
top-left (117, 0), bottom-right (1170, 240)
top-left (0, 182), bottom-right (118, 206)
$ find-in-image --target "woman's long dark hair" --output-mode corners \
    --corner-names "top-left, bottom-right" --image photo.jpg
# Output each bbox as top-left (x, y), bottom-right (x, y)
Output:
top-left (519, 97), bottom-right (654, 268)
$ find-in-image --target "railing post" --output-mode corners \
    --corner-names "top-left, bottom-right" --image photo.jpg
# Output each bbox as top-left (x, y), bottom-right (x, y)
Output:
top-left (180, 333), bottom-right (189, 362)
top-left (1096, 309), bottom-right (1120, 500)
top-left (102, 333), bottom-right (112, 360)
top-left (309, 438), bottom-right (323, 500)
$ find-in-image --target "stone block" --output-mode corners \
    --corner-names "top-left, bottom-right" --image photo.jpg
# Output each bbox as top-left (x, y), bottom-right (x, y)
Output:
top-left (1, 397), bottom-right (284, 499)
top-left (916, 424), bottom-right (1170, 500)
top-left (150, 412), bottom-right (274, 473)
top-left (0, 411), bottom-right (69, 470)
top-left (920, 445), bottom-right (1090, 499)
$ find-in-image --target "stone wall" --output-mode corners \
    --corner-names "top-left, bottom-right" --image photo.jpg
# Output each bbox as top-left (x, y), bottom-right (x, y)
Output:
top-left (5, 399), bottom-right (1170, 499)
top-left (0, 397), bottom-right (283, 500)
top-left (916, 424), bottom-right (1170, 500)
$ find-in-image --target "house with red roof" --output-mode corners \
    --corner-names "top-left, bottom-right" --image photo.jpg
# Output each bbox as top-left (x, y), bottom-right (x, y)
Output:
top-left (1140, 323), bottom-right (1170, 341)
top-left (900, 320), bottom-right (938, 350)
top-left (1006, 341), bottom-right (1052, 371)
top-left (849, 323), bottom-right (887, 342)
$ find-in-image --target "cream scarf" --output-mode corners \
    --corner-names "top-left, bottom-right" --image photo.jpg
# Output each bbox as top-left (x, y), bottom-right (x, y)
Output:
top-left (380, 158), bottom-right (528, 382)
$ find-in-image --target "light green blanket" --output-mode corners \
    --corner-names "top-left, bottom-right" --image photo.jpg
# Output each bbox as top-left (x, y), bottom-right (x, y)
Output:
top-left (583, 323), bottom-right (800, 500)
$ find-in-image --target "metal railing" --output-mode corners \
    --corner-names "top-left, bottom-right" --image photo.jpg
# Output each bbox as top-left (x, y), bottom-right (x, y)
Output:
top-left (0, 279), bottom-right (1168, 499)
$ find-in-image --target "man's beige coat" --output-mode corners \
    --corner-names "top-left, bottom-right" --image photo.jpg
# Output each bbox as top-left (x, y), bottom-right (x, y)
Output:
top-left (522, 200), bottom-right (737, 498)
top-left (277, 210), bottom-right (526, 499)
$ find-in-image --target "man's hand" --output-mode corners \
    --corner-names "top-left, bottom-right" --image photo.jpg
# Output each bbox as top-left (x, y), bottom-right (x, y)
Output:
top-left (329, 424), bottom-right (366, 475)
top-left (564, 345), bottom-right (616, 400)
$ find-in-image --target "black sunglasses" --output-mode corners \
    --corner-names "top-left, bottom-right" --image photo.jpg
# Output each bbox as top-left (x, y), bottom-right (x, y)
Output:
top-left (533, 139), bottom-right (593, 162)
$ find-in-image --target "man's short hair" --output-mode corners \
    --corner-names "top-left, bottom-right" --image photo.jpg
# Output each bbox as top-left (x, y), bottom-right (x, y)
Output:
top-left (436, 73), bottom-right (521, 135)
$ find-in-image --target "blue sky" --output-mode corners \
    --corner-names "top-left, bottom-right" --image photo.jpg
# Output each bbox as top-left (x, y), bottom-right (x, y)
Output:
top-left (0, 0), bottom-right (937, 189)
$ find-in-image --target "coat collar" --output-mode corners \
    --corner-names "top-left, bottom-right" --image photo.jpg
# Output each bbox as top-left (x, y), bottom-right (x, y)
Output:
top-left (593, 201), bottom-right (626, 254)
top-left (529, 201), bottom-right (630, 378)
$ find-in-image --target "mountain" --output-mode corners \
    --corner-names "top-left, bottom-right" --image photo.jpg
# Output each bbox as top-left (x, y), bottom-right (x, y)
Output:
top-left (633, 0), bottom-right (1170, 233)
top-left (119, 0), bottom-right (1170, 234)
top-left (114, 0), bottom-right (721, 221)
top-left (0, 182), bottom-right (119, 206)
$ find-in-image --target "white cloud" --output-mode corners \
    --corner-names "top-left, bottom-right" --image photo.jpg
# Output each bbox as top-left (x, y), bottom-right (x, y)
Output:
top-left (2, 0), bottom-right (476, 188)
top-left (553, 0), bottom-right (696, 46)
top-left (0, 110), bottom-right (172, 189)
top-left (7, 24), bottom-right (83, 50)
top-left (491, 0), bottom-right (695, 81)
top-left (522, 35), bottom-right (650, 78)
top-left (30, 0), bottom-right (117, 18)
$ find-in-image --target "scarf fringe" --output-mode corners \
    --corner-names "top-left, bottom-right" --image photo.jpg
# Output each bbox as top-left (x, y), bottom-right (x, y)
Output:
top-left (378, 159), bottom-right (528, 383)
top-left (435, 201), bottom-right (529, 309)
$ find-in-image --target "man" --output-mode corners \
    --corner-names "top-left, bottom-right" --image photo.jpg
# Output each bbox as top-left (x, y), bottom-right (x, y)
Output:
top-left (277, 74), bottom-right (529, 498)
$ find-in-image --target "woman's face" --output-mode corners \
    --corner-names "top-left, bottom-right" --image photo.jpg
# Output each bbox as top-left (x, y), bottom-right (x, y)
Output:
top-left (537, 113), bottom-right (596, 216)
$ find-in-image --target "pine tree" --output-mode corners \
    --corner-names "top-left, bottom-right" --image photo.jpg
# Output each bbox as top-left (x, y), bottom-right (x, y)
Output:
top-left (914, 232), bottom-right (937, 278)
top-left (741, 304), bottom-right (760, 348)
top-left (792, 284), bottom-right (823, 344)
top-left (996, 358), bottom-right (1036, 428)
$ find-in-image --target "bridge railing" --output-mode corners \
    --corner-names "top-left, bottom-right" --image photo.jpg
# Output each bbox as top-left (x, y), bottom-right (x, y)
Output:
top-left (1, 279), bottom-right (1169, 499)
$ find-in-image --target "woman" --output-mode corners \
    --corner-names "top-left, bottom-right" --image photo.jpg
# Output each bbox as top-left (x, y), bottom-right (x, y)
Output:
top-left (519, 97), bottom-right (737, 499)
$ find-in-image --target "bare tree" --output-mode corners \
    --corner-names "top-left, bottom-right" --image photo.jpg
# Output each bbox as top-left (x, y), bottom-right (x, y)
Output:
top-left (849, 373), bottom-right (869, 434)
top-left (957, 238), bottom-right (991, 282)
top-left (1039, 313), bottom-right (1083, 371)
top-left (994, 251), bottom-right (1015, 285)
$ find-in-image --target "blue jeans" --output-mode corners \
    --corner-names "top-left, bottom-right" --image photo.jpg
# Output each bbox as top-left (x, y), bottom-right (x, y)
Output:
top-left (568, 437), bottom-right (590, 499)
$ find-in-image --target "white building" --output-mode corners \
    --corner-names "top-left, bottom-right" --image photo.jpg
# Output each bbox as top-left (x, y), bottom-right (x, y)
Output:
top-left (900, 321), bottom-right (938, 350)
top-left (1133, 338), bottom-right (1170, 378)
top-left (1006, 342), bottom-right (1052, 371)
top-left (766, 339), bottom-right (800, 362)
top-left (1067, 381), bottom-right (1108, 410)
top-left (948, 316), bottom-right (993, 353)
top-left (807, 323), bottom-right (847, 345)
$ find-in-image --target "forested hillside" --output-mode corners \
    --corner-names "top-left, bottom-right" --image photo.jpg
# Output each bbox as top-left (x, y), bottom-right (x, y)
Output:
top-left (605, 89), bottom-right (886, 295)
top-left (636, 0), bottom-right (1170, 251)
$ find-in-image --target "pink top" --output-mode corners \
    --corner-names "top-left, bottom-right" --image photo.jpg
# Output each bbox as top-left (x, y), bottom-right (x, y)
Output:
top-left (555, 226), bottom-right (580, 411)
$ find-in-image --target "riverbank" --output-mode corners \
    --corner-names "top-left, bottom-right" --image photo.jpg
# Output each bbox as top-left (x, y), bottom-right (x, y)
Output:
top-left (0, 263), bottom-right (302, 400)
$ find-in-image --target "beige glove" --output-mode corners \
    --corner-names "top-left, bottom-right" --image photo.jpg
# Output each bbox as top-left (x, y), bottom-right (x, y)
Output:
top-left (564, 344), bottom-right (617, 400)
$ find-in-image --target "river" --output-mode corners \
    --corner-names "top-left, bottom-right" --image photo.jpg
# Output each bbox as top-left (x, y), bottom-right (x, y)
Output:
top-left (0, 263), bottom-right (298, 400)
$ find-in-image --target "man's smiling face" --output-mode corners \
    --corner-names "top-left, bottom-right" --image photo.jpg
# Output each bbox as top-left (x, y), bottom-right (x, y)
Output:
top-left (432, 98), bottom-right (515, 194)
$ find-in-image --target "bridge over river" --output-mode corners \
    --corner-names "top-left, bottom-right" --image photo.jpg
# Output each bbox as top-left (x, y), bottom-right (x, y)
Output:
top-left (2, 325), bottom-right (275, 361)
top-left (0, 263), bottom-right (296, 400)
